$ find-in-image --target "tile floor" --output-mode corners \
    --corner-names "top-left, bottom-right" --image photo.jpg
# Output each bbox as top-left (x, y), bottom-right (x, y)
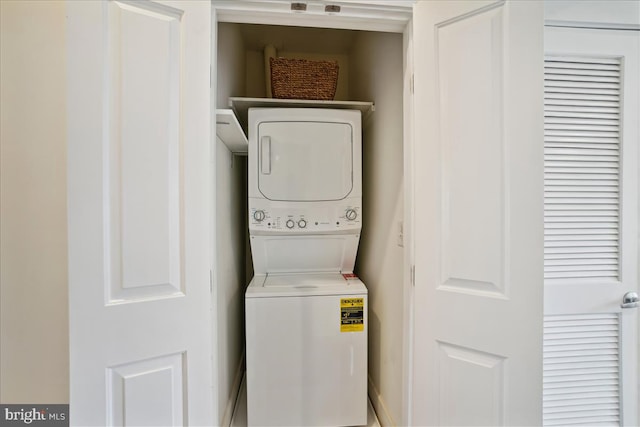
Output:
top-left (230, 375), bottom-right (381, 427)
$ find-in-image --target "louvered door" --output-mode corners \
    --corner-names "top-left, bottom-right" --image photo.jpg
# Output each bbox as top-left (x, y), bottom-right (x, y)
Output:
top-left (543, 27), bottom-right (639, 427)
top-left (544, 56), bottom-right (621, 282)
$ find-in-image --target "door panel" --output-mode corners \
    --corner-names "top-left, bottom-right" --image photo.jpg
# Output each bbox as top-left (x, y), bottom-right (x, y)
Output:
top-left (543, 314), bottom-right (621, 426)
top-left (543, 26), bottom-right (639, 426)
top-left (437, 343), bottom-right (505, 426)
top-left (108, 353), bottom-right (185, 426)
top-left (258, 121), bottom-right (353, 201)
top-left (436, 4), bottom-right (508, 298)
top-left (108, 0), bottom-right (184, 302)
top-left (67, 1), bottom-right (213, 424)
top-left (412, 1), bottom-right (544, 425)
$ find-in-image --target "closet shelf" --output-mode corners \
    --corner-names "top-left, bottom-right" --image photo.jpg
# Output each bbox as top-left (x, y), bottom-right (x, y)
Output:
top-left (228, 97), bottom-right (375, 133)
top-left (216, 109), bottom-right (248, 154)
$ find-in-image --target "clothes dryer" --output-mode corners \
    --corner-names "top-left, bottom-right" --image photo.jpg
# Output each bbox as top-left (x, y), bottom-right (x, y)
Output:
top-left (247, 108), bottom-right (362, 275)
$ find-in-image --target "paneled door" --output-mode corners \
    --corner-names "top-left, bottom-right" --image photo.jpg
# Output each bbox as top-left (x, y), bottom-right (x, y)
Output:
top-left (411, 1), bottom-right (544, 425)
top-left (67, 1), bottom-right (213, 425)
top-left (543, 26), bottom-right (639, 426)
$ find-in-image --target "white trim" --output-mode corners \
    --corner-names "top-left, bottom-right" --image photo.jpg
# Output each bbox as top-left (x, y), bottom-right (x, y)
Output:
top-left (401, 16), bottom-right (415, 427)
top-left (337, 0), bottom-right (415, 7)
top-left (213, 0), bottom-right (412, 33)
top-left (210, 6), bottom-right (220, 424)
top-left (545, 20), bottom-right (640, 31)
top-left (543, 0), bottom-right (640, 31)
top-left (212, 2), bottom-right (416, 425)
top-left (368, 375), bottom-right (395, 427)
top-left (221, 353), bottom-right (246, 427)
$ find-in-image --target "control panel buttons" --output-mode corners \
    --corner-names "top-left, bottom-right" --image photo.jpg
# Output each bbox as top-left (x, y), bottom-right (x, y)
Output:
top-left (253, 210), bottom-right (266, 222)
top-left (250, 207), bottom-right (360, 229)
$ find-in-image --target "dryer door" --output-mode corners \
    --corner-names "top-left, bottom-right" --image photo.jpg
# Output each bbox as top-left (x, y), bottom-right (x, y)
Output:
top-left (257, 121), bottom-right (353, 201)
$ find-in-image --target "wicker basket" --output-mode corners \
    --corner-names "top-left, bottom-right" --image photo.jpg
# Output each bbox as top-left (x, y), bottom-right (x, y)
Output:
top-left (270, 57), bottom-right (339, 100)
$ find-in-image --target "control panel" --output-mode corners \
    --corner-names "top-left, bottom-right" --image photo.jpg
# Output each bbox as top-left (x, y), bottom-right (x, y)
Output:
top-left (249, 199), bottom-right (361, 233)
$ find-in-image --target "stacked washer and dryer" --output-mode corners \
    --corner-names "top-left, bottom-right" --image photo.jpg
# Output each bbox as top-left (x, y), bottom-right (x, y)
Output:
top-left (245, 108), bottom-right (368, 426)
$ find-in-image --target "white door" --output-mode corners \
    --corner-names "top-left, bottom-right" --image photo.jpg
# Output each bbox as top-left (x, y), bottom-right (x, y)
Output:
top-left (411, 1), bottom-right (544, 425)
top-left (543, 26), bottom-right (639, 426)
top-left (67, 1), bottom-right (214, 425)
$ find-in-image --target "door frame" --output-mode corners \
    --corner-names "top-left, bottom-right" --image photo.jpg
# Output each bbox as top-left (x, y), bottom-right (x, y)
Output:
top-left (210, 1), bottom-right (416, 425)
top-left (211, 2), bottom-right (640, 426)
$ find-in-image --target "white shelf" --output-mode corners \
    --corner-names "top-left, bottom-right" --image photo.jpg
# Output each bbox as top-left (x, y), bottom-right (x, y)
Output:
top-left (216, 109), bottom-right (248, 154)
top-left (228, 97), bottom-right (375, 132)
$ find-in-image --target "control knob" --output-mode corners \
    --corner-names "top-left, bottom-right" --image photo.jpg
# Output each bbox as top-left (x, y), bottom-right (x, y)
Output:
top-left (286, 219), bottom-right (295, 229)
top-left (253, 210), bottom-right (266, 222)
top-left (298, 219), bottom-right (307, 228)
top-left (345, 209), bottom-right (358, 221)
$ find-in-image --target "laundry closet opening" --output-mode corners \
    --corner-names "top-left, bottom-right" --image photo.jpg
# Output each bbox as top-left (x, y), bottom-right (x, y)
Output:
top-left (214, 22), bottom-right (407, 425)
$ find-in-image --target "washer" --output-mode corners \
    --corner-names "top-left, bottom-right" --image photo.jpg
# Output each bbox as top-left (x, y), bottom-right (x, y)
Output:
top-left (245, 273), bottom-right (367, 426)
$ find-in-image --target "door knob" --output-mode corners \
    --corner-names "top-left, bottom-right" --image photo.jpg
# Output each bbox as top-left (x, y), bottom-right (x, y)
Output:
top-left (621, 291), bottom-right (639, 309)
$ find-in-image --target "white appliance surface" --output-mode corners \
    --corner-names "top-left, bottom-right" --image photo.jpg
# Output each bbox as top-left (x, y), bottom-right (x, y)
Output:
top-left (247, 272), bottom-right (366, 297)
top-left (258, 121), bottom-right (353, 201)
top-left (248, 108), bottom-right (362, 204)
top-left (249, 234), bottom-right (360, 275)
top-left (245, 274), bottom-right (368, 426)
top-left (248, 108), bottom-right (362, 237)
top-left (245, 108), bottom-right (366, 426)
top-left (247, 107), bottom-right (363, 274)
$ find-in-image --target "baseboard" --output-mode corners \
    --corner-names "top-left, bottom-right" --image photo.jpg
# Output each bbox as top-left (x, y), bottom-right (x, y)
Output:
top-left (222, 352), bottom-right (245, 427)
top-left (368, 375), bottom-right (395, 427)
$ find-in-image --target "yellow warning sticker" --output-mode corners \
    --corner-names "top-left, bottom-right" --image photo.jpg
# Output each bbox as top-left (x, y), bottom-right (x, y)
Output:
top-left (341, 298), bottom-right (364, 332)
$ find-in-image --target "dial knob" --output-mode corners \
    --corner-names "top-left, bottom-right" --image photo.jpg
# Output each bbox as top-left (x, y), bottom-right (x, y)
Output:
top-left (253, 210), bottom-right (265, 222)
top-left (286, 219), bottom-right (295, 229)
top-left (346, 209), bottom-right (358, 221)
top-left (298, 219), bottom-right (307, 228)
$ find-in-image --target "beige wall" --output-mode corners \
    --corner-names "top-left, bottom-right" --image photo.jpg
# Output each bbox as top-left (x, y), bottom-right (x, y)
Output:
top-left (215, 139), bottom-right (247, 424)
top-left (215, 22), bottom-right (250, 425)
top-left (216, 23), bottom-right (246, 109)
top-left (0, 0), bottom-right (69, 403)
top-left (350, 32), bottom-right (405, 426)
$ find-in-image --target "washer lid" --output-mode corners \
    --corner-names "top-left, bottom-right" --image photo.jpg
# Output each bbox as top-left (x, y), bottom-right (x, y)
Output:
top-left (246, 273), bottom-right (367, 298)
